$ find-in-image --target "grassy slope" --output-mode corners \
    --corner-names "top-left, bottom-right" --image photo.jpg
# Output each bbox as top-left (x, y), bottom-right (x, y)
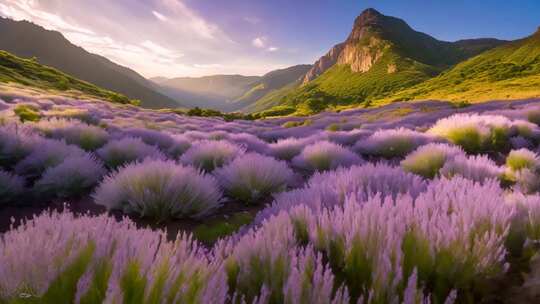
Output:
top-left (277, 50), bottom-right (439, 115)
top-left (380, 32), bottom-right (540, 104)
top-left (0, 50), bottom-right (136, 104)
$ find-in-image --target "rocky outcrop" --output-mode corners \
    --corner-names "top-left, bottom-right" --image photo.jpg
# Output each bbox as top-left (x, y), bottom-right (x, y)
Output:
top-left (302, 8), bottom-right (392, 84)
top-left (302, 43), bottom-right (345, 84)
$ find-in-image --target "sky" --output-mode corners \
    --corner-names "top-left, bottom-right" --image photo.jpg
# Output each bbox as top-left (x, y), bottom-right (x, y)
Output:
top-left (1, 0), bottom-right (539, 78)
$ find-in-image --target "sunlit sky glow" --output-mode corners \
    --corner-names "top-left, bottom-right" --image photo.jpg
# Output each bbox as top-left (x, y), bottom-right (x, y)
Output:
top-left (1, 0), bottom-right (539, 78)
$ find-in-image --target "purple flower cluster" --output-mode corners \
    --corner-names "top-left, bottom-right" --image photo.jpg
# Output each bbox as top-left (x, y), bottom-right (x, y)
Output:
top-left (93, 159), bottom-right (223, 220)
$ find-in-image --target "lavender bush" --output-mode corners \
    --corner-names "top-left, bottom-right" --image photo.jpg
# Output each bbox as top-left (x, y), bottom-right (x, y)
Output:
top-left (214, 153), bottom-right (295, 203)
top-left (0, 170), bottom-right (25, 204)
top-left (0, 210), bottom-right (226, 303)
top-left (50, 123), bottom-right (109, 151)
top-left (401, 143), bottom-right (465, 178)
top-left (268, 137), bottom-right (307, 161)
top-left (354, 127), bottom-right (433, 158)
top-left (292, 140), bottom-right (362, 172)
top-left (93, 159), bottom-right (222, 220)
top-left (96, 137), bottom-right (165, 168)
top-left (34, 154), bottom-right (105, 198)
top-left (440, 154), bottom-right (503, 183)
top-left (14, 139), bottom-right (86, 179)
top-left (180, 140), bottom-right (245, 172)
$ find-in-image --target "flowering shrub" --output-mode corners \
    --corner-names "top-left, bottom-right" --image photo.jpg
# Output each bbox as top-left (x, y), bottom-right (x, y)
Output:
top-left (505, 149), bottom-right (540, 193)
top-left (0, 125), bottom-right (38, 168)
top-left (167, 134), bottom-right (192, 159)
top-left (93, 159), bottom-right (222, 220)
top-left (96, 137), bottom-right (165, 168)
top-left (401, 143), bottom-right (465, 178)
top-left (255, 163), bottom-right (426, 224)
top-left (14, 139), bottom-right (86, 179)
top-left (440, 154), bottom-right (503, 183)
top-left (292, 140), bottom-right (362, 172)
top-left (0, 210), bottom-right (226, 303)
top-left (0, 170), bottom-right (24, 204)
top-left (124, 128), bottom-right (174, 150)
top-left (34, 154), bottom-right (105, 198)
top-left (426, 114), bottom-right (540, 153)
top-left (180, 140), bottom-right (245, 172)
top-left (214, 153), bottom-right (295, 203)
top-left (268, 137), bottom-right (306, 161)
top-left (354, 127), bottom-right (433, 158)
top-left (50, 123), bottom-right (109, 151)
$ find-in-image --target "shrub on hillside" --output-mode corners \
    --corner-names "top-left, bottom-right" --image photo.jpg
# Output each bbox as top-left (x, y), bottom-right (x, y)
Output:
top-left (292, 140), bottom-right (363, 172)
top-left (354, 127), bottom-right (433, 158)
top-left (268, 137), bottom-right (307, 161)
top-left (427, 114), bottom-right (540, 153)
top-left (401, 143), bottom-right (465, 178)
top-left (256, 163), bottom-right (427, 224)
top-left (15, 139), bottom-right (86, 179)
top-left (0, 210), bottom-right (225, 303)
top-left (50, 123), bottom-right (109, 151)
top-left (34, 154), bottom-right (105, 198)
top-left (0, 125), bottom-right (39, 168)
top-left (124, 128), bottom-right (174, 150)
top-left (180, 140), bottom-right (245, 172)
top-left (93, 159), bottom-right (222, 220)
top-left (214, 153), bottom-right (294, 203)
top-left (440, 154), bottom-right (503, 183)
top-left (0, 170), bottom-right (25, 204)
top-left (96, 137), bottom-right (165, 169)
top-left (505, 149), bottom-right (540, 193)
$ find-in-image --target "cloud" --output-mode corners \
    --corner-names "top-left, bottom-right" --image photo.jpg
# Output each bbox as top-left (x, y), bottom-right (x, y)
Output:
top-left (152, 10), bottom-right (168, 22)
top-left (267, 47), bottom-right (279, 52)
top-left (252, 36), bottom-right (267, 48)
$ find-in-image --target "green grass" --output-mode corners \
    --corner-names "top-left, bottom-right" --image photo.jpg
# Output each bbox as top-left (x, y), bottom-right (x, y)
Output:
top-left (0, 50), bottom-right (138, 105)
top-left (193, 212), bottom-right (253, 244)
top-left (265, 51), bottom-right (439, 115)
top-left (382, 32), bottom-right (540, 103)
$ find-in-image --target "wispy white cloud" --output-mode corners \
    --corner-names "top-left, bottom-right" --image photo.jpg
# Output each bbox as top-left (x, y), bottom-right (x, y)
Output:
top-left (152, 10), bottom-right (168, 22)
top-left (252, 36), bottom-right (267, 48)
top-left (267, 46), bottom-right (279, 52)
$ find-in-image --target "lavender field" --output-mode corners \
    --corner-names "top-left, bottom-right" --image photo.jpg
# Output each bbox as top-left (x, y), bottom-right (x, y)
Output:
top-left (2, 87), bottom-right (540, 303)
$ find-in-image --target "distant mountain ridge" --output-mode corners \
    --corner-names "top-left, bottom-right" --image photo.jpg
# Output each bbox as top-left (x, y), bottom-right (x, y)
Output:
top-left (152, 65), bottom-right (311, 112)
top-left (0, 17), bottom-right (181, 109)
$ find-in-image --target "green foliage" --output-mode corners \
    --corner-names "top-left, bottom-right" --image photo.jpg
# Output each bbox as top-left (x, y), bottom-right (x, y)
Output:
top-left (282, 119), bottom-right (312, 128)
top-left (193, 212), bottom-right (254, 244)
top-left (13, 104), bottom-right (41, 122)
top-left (326, 123), bottom-right (341, 132)
top-left (0, 50), bottom-right (133, 105)
top-left (186, 107), bottom-right (255, 121)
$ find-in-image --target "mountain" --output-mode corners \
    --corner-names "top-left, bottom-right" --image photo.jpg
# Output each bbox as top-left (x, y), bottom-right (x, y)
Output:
top-left (262, 8), bottom-right (505, 115)
top-left (152, 64), bottom-right (311, 112)
top-left (0, 50), bottom-right (136, 104)
top-left (384, 27), bottom-right (540, 103)
top-left (153, 74), bottom-right (260, 110)
top-left (0, 17), bottom-right (181, 109)
top-left (234, 64), bottom-right (312, 111)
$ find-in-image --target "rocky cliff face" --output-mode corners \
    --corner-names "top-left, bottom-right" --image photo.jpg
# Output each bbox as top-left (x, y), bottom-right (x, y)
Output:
top-left (302, 9), bottom-right (393, 84)
top-left (302, 43), bottom-right (345, 83)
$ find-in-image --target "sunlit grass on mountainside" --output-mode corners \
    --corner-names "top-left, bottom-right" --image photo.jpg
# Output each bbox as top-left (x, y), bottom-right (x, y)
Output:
top-left (0, 51), bottom-right (139, 105)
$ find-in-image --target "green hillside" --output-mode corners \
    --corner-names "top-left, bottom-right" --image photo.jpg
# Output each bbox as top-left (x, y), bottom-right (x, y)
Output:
top-left (0, 50), bottom-right (137, 105)
top-left (382, 29), bottom-right (540, 103)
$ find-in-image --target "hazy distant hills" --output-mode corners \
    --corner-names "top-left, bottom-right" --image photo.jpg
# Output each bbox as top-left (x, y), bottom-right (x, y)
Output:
top-left (0, 18), bottom-right (181, 109)
top-left (151, 64), bottom-right (311, 112)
